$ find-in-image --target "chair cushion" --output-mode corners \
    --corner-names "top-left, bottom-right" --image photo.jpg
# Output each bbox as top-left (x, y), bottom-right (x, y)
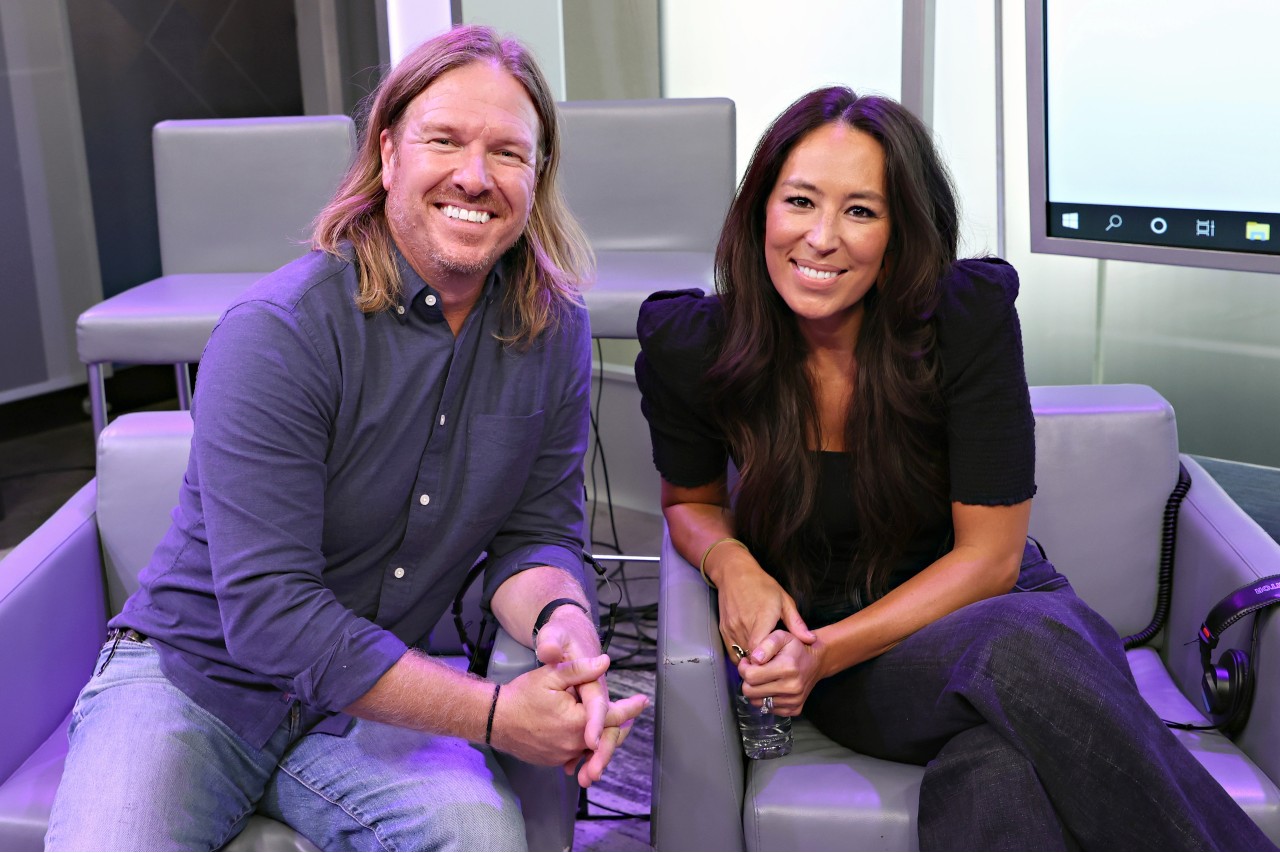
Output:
top-left (1128, 648), bottom-right (1280, 839)
top-left (76, 273), bottom-right (262, 364)
top-left (0, 714), bottom-right (74, 852)
top-left (745, 719), bottom-right (922, 851)
top-left (96, 411), bottom-right (195, 612)
top-left (583, 250), bottom-right (715, 338)
top-left (0, 714), bottom-right (315, 852)
top-left (742, 648), bottom-right (1280, 851)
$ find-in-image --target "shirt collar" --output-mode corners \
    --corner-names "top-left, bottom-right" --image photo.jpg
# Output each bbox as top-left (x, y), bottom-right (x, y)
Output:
top-left (390, 244), bottom-right (503, 326)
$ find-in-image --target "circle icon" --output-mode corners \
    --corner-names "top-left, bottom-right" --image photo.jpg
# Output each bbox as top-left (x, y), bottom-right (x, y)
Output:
top-left (1150, 217), bottom-right (1168, 234)
top-left (1106, 214), bottom-right (1123, 231)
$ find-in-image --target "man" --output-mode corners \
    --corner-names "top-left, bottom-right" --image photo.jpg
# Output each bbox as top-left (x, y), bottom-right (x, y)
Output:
top-left (46, 25), bottom-right (645, 851)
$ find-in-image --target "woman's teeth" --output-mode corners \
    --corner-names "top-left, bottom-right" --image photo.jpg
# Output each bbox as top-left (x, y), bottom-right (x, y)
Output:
top-left (796, 263), bottom-right (838, 280)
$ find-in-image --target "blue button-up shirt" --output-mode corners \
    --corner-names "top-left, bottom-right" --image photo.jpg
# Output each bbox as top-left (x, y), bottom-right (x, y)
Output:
top-left (114, 246), bottom-right (591, 749)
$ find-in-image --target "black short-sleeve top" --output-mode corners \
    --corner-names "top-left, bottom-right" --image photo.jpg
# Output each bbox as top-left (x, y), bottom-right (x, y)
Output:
top-left (634, 257), bottom-right (1036, 614)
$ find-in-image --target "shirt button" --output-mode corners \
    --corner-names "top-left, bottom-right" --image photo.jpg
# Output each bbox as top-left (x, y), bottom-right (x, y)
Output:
top-left (439, 414), bottom-right (446, 426)
top-left (395, 305), bottom-right (405, 315)
top-left (419, 494), bottom-right (430, 506)
top-left (394, 567), bottom-right (405, 579)
top-left (425, 294), bottom-right (438, 307)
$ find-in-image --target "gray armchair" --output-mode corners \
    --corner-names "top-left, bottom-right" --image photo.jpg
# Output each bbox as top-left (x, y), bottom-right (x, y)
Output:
top-left (0, 412), bottom-right (575, 851)
top-left (652, 384), bottom-right (1280, 850)
top-left (76, 115), bottom-right (355, 439)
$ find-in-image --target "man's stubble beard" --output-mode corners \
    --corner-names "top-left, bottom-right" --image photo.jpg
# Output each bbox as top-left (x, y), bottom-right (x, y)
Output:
top-left (387, 194), bottom-right (510, 283)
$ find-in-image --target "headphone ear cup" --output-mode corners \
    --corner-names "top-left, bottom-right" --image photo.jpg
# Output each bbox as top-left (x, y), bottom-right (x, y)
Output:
top-left (1220, 649), bottom-right (1253, 736)
top-left (1201, 658), bottom-right (1231, 717)
top-left (1202, 649), bottom-right (1252, 735)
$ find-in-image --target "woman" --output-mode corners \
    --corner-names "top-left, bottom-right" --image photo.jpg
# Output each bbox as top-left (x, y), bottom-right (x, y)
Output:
top-left (635, 87), bottom-right (1273, 850)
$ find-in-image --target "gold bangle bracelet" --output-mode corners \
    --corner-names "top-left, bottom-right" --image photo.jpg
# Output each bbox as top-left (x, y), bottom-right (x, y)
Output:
top-left (698, 537), bottom-right (747, 589)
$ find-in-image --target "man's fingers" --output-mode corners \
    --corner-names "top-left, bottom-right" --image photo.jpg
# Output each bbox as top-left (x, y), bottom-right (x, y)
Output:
top-left (611, 717), bottom-right (636, 749)
top-left (602, 693), bottom-right (648, 727)
top-left (549, 653), bottom-right (610, 689)
top-left (537, 612), bottom-right (601, 666)
top-left (578, 723), bottom-right (627, 788)
top-left (535, 625), bottom-right (567, 665)
top-left (577, 677), bottom-right (610, 749)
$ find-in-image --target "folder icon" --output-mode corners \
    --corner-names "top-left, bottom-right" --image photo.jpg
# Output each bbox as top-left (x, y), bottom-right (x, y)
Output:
top-left (1246, 221), bottom-right (1270, 241)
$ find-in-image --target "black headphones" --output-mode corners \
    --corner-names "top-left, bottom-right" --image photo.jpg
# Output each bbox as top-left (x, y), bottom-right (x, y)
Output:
top-left (1197, 573), bottom-right (1280, 736)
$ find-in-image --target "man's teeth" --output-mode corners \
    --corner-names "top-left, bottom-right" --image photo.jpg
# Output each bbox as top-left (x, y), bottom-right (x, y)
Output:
top-left (797, 263), bottom-right (838, 280)
top-left (442, 205), bottom-right (491, 223)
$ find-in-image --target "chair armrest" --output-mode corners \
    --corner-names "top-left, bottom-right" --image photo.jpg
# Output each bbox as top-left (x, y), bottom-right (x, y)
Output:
top-left (0, 481), bottom-right (105, 783)
top-left (485, 626), bottom-right (538, 685)
top-left (485, 627), bottom-right (577, 852)
top-left (1166, 456), bottom-right (1280, 785)
top-left (652, 525), bottom-right (745, 851)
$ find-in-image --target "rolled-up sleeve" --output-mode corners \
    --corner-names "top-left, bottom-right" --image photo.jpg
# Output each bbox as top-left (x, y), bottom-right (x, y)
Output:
top-left (480, 305), bottom-right (592, 606)
top-left (195, 301), bottom-right (407, 713)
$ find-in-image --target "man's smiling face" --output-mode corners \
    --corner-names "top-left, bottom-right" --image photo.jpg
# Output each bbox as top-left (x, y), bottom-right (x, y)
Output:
top-left (380, 59), bottom-right (539, 295)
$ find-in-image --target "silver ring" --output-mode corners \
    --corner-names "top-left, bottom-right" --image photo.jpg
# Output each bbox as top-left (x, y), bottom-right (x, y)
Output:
top-left (762, 696), bottom-right (774, 714)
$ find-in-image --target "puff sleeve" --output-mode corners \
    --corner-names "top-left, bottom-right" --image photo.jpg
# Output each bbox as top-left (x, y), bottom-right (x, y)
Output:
top-left (935, 258), bottom-right (1037, 505)
top-left (634, 290), bottom-right (730, 488)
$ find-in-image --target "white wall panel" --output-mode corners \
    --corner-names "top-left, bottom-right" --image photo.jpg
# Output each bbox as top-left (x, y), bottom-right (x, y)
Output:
top-left (385, 0), bottom-right (452, 65)
top-left (661, 0), bottom-right (902, 181)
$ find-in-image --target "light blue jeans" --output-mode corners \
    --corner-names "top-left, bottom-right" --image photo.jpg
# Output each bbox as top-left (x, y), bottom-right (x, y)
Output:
top-left (45, 637), bottom-right (526, 851)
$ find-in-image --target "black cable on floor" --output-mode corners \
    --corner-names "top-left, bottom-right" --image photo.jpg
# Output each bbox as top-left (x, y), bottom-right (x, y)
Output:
top-left (585, 340), bottom-right (661, 670)
top-left (588, 340), bottom-right (623, 556)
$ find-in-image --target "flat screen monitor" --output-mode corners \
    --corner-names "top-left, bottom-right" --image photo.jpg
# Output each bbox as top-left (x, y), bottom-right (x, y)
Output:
top-left (1026, 0), bottom-right (1280, 274)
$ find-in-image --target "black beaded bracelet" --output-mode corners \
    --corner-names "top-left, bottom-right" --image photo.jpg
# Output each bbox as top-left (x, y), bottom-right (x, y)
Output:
top-left (485, 682), bottom-right (501, 745)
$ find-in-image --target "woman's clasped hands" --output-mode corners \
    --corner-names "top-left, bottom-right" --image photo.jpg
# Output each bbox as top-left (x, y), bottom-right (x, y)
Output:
top-left (714, 551), bottom-right (825, 717)
top-left (736, 627), bottom-right (827, 718)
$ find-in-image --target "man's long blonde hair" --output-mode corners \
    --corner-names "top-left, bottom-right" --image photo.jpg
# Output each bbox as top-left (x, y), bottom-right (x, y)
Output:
top-left (312, 25), bottom-right (591, 346)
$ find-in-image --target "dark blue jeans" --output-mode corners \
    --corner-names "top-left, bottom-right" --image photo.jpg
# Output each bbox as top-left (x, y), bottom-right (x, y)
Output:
top-left (805, 543), bottom-right (1275, 851)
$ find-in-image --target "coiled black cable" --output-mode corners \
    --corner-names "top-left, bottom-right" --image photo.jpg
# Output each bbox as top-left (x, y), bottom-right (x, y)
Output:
top-left (1123, 462), bottom-right (1192, 649)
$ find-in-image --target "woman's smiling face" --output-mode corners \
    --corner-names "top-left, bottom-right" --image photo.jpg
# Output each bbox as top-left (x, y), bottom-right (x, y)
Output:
top-left (763, 122), bottom-right (892, 342)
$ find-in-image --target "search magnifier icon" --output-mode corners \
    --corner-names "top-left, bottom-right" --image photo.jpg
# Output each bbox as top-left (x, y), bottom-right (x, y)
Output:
top-left (1106, 215), bottom-right (1123, 231)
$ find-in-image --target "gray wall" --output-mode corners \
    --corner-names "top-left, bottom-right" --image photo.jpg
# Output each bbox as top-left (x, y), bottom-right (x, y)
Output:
top-left (68, 0), bottom-right (305, 300)
top-left (0, 22), bottom-right (47, 393)
top-left (563, 0), bottom-right (659, 100)
top-left (0, 0), bottom-right (312, 404)
top-left (0, 1), bottom-right (102, 405)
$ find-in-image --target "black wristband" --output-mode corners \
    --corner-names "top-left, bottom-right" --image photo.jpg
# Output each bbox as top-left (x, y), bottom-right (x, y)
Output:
top-left (485, 683), bottom-right (501, 745)
top-left (531, 597), bottom-right (590, 646)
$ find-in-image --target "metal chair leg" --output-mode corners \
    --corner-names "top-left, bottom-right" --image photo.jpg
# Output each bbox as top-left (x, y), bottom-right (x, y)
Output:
top-left (175, 363), bottom-right (193, 410)
top-left (88, 363), bottom-right (108, 442)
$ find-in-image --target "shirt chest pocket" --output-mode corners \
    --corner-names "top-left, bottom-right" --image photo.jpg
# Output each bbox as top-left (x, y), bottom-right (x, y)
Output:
top-left (462, 411), bottom-right (546, 528)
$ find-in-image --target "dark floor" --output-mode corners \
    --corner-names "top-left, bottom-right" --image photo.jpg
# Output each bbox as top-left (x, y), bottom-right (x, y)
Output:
top-left (0, 366), bottom-right (177, 552)
top-left (1192, 456), bottom-right (1280, 546)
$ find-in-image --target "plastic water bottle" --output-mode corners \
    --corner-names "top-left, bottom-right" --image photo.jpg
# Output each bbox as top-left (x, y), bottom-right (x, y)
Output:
top-left (730, 648), bottom-right (792, 759)
top-left (734, 685), bottom-right (792, 759)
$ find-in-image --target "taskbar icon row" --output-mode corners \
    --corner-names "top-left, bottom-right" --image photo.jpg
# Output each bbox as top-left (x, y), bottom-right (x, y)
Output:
top-left (1049, 203), bottom-right (1275, 254)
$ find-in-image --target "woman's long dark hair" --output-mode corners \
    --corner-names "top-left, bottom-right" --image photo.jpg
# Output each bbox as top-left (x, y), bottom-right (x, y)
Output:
top-left (708, 87), bottom-right (959, 602)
